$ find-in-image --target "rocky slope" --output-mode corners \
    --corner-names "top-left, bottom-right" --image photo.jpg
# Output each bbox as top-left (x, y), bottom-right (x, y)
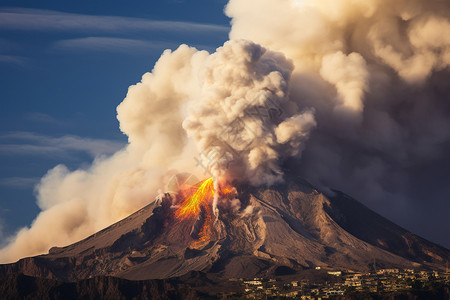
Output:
top-left (0, 177), bottom-right (448, 281)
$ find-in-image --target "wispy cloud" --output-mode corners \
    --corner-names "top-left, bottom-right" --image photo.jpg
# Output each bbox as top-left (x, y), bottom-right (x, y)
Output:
top-left (0, 55), bottom-right (27, 66)
top-left (0, 8), bottom-right (229, 34)
top-left (0, 177), bottom-right (40, 189)
top-left (23, 112), bottom-right (61, 124)
top-left (0, 38), bottom-right (27, 66)
top-left (53, 37), bottom-right (175, 54)
top-left (0, 132), bottom-right (125, 158)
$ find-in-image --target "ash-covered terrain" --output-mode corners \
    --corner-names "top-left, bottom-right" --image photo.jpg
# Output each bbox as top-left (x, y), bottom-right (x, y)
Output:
top-left (1, 177), bottom-right (448, 284)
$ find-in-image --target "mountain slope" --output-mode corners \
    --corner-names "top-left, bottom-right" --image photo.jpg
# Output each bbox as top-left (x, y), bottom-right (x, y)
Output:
top-left (0, 178), bottom-right (448, 281)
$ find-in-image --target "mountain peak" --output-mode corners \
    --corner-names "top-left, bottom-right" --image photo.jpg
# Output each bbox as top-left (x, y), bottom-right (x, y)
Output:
top-left (1, 178), bottom-right (448, 281)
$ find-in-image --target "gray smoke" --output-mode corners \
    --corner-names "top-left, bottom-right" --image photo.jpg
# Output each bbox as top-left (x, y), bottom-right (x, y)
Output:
top-left (1, 0), bottom-right (450, 263)
top-left (227, 0), bottom-right (450, 247)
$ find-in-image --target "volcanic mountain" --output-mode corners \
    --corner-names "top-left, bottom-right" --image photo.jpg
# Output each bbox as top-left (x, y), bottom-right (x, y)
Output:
top-left (1, 176), bottom-right (449, 282)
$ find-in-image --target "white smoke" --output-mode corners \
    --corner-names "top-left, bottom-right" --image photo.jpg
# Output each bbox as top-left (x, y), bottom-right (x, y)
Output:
top-left (183, 40), bottom-right (316, 185)
top-left (2, 0), bottom-right (450, 262)
top-left (226, 0), bottom-right (450, 112)
top-left (227, 0), bottom-right (450, 246)
top-left (0, 40), bottom-right (315, 262)
top-left (0, 45), bottom-right (206, 262)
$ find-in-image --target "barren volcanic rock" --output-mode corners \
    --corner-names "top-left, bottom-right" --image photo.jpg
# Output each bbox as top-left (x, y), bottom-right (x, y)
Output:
top-left (1, 178), bottom-right (448, 281)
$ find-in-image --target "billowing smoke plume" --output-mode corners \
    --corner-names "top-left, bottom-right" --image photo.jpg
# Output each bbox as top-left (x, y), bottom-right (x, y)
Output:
top-left (227, 0), bottom-right (450, 246)
top-left (2, 0), bottom-right (450, 262)
top-left (0, 40), bottom-right (315, 262)
top-left (183, 40), bottom-right (315, 185)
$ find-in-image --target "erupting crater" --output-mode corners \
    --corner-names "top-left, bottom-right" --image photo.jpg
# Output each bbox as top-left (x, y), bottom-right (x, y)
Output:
top-left (1, 176), bottom-right (449, 282)
top-left (174, 177), bottom-right (235, 247)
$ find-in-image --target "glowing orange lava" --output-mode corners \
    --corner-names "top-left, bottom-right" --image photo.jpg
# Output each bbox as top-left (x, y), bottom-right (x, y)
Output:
top-left (175, 177), bottom-right (235, 247)
top-left (175, 177), bottom-right (215, 219)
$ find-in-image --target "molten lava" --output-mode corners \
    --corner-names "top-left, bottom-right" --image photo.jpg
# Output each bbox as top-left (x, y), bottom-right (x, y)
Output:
top-left (175, 177), bottom-right (235, 247)
top-left (175, 177), bottom-right (215, 219)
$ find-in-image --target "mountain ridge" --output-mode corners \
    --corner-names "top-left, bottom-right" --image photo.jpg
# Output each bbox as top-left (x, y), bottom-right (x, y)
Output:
top-left (0, 177), bottom-right (448, 282)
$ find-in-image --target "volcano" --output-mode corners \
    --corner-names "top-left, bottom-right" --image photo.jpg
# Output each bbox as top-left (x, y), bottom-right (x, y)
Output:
top-left (1, 177), bottom-right (449, 283)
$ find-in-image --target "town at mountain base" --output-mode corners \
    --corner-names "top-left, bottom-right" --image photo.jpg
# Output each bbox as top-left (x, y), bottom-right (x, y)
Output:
top-left (0, 176), bottom-right (449, 298)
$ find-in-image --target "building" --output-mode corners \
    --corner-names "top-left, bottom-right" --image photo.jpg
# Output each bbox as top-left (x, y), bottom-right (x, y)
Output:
top-left (328, 271), bottom-right (342, 276)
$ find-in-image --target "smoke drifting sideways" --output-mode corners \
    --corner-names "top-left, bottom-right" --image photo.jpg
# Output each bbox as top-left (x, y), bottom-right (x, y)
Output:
top-left (1, 0), bottom-right (450, 262)
top-left (227, 0), bottom-right (450, 246)
top-left (0, 40), bottom-right (315, 263)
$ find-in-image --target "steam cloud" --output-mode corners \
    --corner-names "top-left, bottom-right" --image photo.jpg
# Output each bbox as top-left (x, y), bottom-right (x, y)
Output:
top-left (183, 40), bottom-right (315, 185)
top-left (1, 0), bottom-right (450, 262)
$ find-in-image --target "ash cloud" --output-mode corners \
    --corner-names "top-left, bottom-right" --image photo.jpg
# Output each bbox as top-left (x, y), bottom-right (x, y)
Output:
top-left (1, 0), bottom-right (450, 262)
top-left (0, 40), bottom-right (315, 262)
top-left (227, 0), bottom-right (450, 246)
top-left (183, 40), bottom-right (316, 185)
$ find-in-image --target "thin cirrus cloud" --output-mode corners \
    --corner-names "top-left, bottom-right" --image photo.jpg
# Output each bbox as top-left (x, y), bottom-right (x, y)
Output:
top-left (0, 132), bottom-right (125, 158)
top-left (0, 7), bottom-right (230, 34)
top-left (0, 55), bottom-right (26, 66)
top-left (0, 177), bottom-right (40, 189)
top-left (24, 112), bottom-right (60, 124)
top-left (53, 37), bottom-right (175, 54)
top-left (0, 38), bottom-right (26, 66)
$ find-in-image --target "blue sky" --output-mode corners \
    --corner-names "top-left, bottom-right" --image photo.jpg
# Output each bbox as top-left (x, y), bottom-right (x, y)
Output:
top-left (1, 0), bottom-right (449, 253)
top-left (0, 0), bottom-right (230, 238)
